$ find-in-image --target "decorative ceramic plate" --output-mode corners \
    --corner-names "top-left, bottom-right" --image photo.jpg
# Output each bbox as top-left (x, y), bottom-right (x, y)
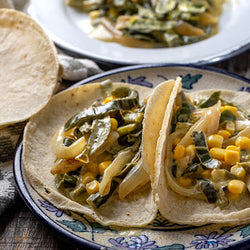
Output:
top-left (23, 0), bottom-right (250, 66)
top-left (14, 65), bottom-right (250, 249)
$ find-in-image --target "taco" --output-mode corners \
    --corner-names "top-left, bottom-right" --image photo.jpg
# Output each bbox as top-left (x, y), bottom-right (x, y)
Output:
top-left (156, 80), bottom-right (250, 225)
top-left (0, 8), bottom-right (59, 127)
top-left (23, 79), bottom-right (176, 226)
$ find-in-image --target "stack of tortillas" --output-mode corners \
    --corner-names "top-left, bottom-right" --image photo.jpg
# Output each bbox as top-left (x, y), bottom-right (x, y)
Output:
top-left (0, 8), bottom-right (59, 127)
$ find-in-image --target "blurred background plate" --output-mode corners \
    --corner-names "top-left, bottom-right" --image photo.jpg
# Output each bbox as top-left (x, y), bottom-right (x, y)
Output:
top-left (23, 0), bottom-right (250, 66)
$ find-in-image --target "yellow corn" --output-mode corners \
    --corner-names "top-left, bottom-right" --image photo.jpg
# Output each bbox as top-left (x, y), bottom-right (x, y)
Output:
top-left (226, 145), bottom-right (240, 153)
top-left (225, 147), bottom-right (240, 166)
top-left (211, 169), bottom-right (225, 182)
top-left (178, 176), bottom-right (192, 187)
top-left (109, 8), bottom-right (117, 16)
top-left (201, 169), bottom-right (211, 179)
top-left (104, 96), bottom-right (114, 104)
top-left (186, 144), bottom-right (196, 159)
top-left (226, 192), bottom-right (240, 201)
top-left (98, 161), bottom-right (112, 175)
top-left (225, 121), bottom-right (235, 135)
top-left (207, 134), bottom-right (224, 148)
top-left (227, 180), bottom-right (246, 194)
top-left (86, 180), bottom-right (99, 195)
top-left (235, 136), bottom-right (250, 150)
top-left (209, 147), bottom-right (225, 161)
top-left (81, 171), bottom-right (95, 185)
top-left (230, 165), bottom-right (246, 179)
top-left (217, 130), bottom-right (231, 139)
top-left (220, 105), bottom-right (237, 116)
top-left (110, 118), bottom-right (118, 130)
top-left (89, 10), bottom-right (99, 20)
top-left (86, 162), bottom-right (98, 175)
top-left (174, 144), bottom-right (186, 160)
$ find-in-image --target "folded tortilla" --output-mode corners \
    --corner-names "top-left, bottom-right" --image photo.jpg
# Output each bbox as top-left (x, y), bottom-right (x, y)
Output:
top-left (22, 81), bottom-right (176, 227)
top-left (0, 8), bottom-right (59, 127)
top-left (156, 81), bottom-right (250, 225)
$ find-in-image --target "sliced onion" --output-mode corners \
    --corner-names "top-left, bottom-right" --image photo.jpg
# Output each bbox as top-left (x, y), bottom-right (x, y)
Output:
top-left (50, 158), bottom-right (82, 175)
top-left (99, 149), bottom-right (134, 196)
top-left (178, 101), bottom-right (221, 146)
top-left (223, 126), bottom-right (250, 147)
top-left (118, 159), bottom-right (149, 199)
top-left (51, 126), bottom-right (87, 159)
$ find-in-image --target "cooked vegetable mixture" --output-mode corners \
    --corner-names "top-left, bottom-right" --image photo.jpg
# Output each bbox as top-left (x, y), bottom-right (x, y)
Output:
top-left (168, 91), bottom-right (250, 208)
top-left (67, 0), bottom-right (223, 48)
top-left (51, 80), bottom-right (149, 208)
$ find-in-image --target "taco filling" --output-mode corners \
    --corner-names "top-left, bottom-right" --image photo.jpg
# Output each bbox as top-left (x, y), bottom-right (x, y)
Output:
top-left (167, 90), bottom-right (250, 208)
top-left (50, 80), bottom-right (149, 208)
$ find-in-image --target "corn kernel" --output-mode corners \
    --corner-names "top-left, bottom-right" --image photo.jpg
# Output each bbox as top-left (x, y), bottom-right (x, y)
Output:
top-left (104, 96), bottom-right (114, 104)
top-left (109, 8), bottom-right (117, 16)
top-left (227, 180), bottom-right (246, 194)
top-left (86, 180), bottom-right (99, 195)
top-left (201, 169), bottom-right (211, 179)
top-left (211, 169), bottom-right (225, 182)
top-left (110, 118), bottom-right (118, 130)
top-left (227, 145), bottom-right (240, 152)
top-left (89, 10), bottom-right (99, 20)
top-left (217, 130), bottom-right (231, 139)
top-left (230, 165), bottom-right (246, 179)
top-left (86, 162), bottom-right (98, 175)
top-left (178, 176), bottom-right (192, 187)
top-left (207, 134), bottom-right (224, 148)
top-left (220, 105), bottom-right (237, 116)
top-left (98, 161), bottom-right (112, 175)
top-left (210, 147), bottom-right (225, 161)
top-left (81, 171), bottom-right (95, 185)
top-left (174, 144), bottom-right (186, 160)
top-left (226, 192), bottom-right (240, 201)
top-left (235, 136), bottom-right (250, 150)
top-left (225, 147), bottom-right (240, 165)
top-left (225, 121), bottom-right (235, 135)
top-left (186, 144), bottom-right (196, 159)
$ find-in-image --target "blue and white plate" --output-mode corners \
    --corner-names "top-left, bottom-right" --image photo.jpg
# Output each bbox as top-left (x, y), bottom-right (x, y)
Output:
top-left (14, 65), bottom-right (250, 249)
top-left (23, 0), bottom-right (250, 65)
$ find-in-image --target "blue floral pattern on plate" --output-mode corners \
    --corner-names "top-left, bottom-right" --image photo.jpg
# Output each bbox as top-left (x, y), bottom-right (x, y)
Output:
top-left (15, 66), bottom-right (250, 249)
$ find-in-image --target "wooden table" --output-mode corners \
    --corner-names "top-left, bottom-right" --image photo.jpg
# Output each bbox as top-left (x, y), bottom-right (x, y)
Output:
top-left (1, 49), bottom-right (250, 250)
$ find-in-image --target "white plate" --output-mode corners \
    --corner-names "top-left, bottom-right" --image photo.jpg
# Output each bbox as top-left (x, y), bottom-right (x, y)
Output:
top-left (24, 0), bottom-right (250, 65)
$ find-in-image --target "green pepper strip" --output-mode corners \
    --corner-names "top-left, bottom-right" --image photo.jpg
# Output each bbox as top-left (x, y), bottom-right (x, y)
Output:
top-left (171, 91), bottom-right (195, 132)
top-left (199, 91), bottom-right (221, 108)
top-left (192, 131), bottom-right (221, 169)
top-left (64, 89), bottom-right (139, 131)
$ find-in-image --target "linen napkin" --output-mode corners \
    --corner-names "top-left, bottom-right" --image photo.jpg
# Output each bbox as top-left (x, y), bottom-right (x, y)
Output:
top-left (0, 0), bottom-right (103, 215)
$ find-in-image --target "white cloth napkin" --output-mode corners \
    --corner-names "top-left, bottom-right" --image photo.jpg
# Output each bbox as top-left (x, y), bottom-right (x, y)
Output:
top-left (0, 0), bottom-right (103, 214)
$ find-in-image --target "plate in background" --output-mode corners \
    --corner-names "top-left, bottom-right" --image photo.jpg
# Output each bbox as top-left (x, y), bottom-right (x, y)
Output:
top-left (23, 0), bottom-right (250, 66)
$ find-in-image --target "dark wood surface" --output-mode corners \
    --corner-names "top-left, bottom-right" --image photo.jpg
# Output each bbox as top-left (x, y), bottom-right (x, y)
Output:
top-left (1, 49), bottom-right (250, 250)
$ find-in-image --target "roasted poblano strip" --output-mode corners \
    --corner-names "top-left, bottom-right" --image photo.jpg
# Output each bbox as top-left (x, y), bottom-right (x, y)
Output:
top-left (198, 91), bottom-right (220, 108)
top-left (171, 91), bottom-right (195, 132)
top-left (64, 88), bottom-right (139, 131)
top-left (192, 131), bottom-right (221, 169)
top-left (198, 179), bottom-right (217, 203)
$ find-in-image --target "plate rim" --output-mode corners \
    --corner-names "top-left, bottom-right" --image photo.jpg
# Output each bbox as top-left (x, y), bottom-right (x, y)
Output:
top-left (14, 64), bottom-right (250, 249)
